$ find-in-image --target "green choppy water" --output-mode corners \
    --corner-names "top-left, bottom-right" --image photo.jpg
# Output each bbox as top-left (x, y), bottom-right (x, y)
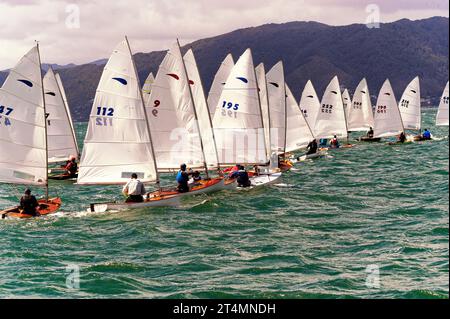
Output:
top-left (0, 108), bottom-right (448, 299)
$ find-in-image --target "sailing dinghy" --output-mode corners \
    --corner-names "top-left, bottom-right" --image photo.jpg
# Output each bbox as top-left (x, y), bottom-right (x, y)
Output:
top-left (373, 79), bottom-right (405, 143)
top-left (145, 41), bottom-right (224, 192)
top-left (78, 38), bottom-right (181, 213)
top-left (213, 49), bottom-right (281, 188)
top-left (436, 81), bottom-right (449, 126)
top-left (299, 80), bottom-right (321, 132)
top-left (314, 76), bottom-right (351, 148)
top-left (398, 76), bottom-right (424, 141)
top-left (44, 68), bottom-right (80, 180)
top-left (0, 44), bottom-right (61, 219)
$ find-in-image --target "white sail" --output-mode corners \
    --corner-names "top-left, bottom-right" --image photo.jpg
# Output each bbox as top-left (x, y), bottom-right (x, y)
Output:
top-left (266, 61), bottom-right (286, 154)
top-left (78, 39), bottom-right (158, 185)
top-left (146, 43), bottom-right (204, 171)
top-left (436, 81), bottom-right (449, 126)
top-left (207, 54), bottom-right (234, 117)
top-left (342, 88), bottom-right (351, 120)
top-left (0, 46), bottom-right (47, 185)
top-left (373, 79), bottom-right (404, 138)
top-left (212, 49), bottom-right (267, 165)
top-left (314, 76), bottom-right (348, 139)
top-left (142, 72), bottom-right (154, 107)
top-left (44, 68), bottom-right (79, 163)
top-left (299, 80), bottom-right (321, 132)
top-left (347, 78), bottom-right (374, 132)
top-left (55, 72), bottom-right (79, 158)
top-left (183, 49), bottom-right (219, 169)
top-left (285, 84), bottom-right (314, 152)
top-left (399, 76), bottom-right (421, 131)
top-left (255, 63), bottom-right (271, 160)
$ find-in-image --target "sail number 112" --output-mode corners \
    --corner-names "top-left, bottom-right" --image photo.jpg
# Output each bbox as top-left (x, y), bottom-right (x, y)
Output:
top-left (95, 107), bottom-right (115, 126)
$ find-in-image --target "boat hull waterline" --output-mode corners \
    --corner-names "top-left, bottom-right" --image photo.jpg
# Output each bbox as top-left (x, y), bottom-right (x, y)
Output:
top-left (89, 178), bottom-right (225, 213)
top-left (1, 198), bottom-right (62, 219)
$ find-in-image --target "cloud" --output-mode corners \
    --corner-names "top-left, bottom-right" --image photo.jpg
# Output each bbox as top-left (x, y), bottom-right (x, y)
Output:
top-left (0, 0), bottom-right (448, 69)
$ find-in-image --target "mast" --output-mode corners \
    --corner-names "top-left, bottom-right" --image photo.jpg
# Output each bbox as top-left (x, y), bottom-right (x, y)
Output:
top-left (125, 36), bottom-right (161, 189)
top-left (36, 42), bottom-right (49, 201)
top-left (282, 72), bottom-right (288, 158)
top-left (177, 39), bottom-right (210, 179)
top-left (342, 89), bottom-right (350, 144)
top-left (252, 55), bottom-right (269, 165)
top-left (260, 64), bottom-right (272, 161)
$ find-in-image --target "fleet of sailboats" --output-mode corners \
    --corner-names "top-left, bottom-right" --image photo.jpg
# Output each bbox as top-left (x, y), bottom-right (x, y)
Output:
top-left (0, 40), bottom-right (447, 217)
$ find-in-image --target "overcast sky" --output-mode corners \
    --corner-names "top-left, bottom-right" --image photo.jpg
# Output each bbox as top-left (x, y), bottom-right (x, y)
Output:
top-left (0, 0), bottom-right (448, 69)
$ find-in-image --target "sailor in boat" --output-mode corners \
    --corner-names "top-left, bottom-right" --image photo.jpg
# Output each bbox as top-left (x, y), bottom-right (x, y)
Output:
top-left (330, 135), bottom-right (340, 148)
top-left (122, 173), bottom-right (146, 203)
top-left (367, 127), bottom-right (374, 138)
top-left (421, 128), bottom-right (432, 140)
top-left (19, 189), bottom-right (40, 217)
top-left (176, 164), bottom-right (191, 193)
top-left (230, 165), bottom-right (252, 188)
top-left (398, 132), bottom-right (407, 143)
top-left (319, 139), bottom-right (328, 147)
top-left (306, 139), bottom-right (318, 155)
top-left (224, 164), bottom-right (240, 177)
top-left (189, 171), bottom-right (202, 187)
top-left (63, 155), bottom-right (78, 178)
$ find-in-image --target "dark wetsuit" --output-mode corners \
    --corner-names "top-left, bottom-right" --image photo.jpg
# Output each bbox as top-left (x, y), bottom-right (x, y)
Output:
top-left (306, 140), bottom-right (318, 155)
top-left (399, 133), bottom-right (406, 143)
top-left (20, 195), bottom-right (39, 216)
top-left (176, 170), bottom-right (190, 193)
top-left (231, 170), bottom-right (251, 188)
top-left (367, 129), bottom-right (374, 138)
top-left (65, 161), bottom-right (78, 177)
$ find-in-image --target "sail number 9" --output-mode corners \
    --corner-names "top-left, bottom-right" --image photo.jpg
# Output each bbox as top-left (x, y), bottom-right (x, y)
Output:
top-left (95, 107), bottom-right (115, 126)
top-left (0, 105), bottom-right (14, 127)
top-left (152, 100), bottom-right (160, 117)
top-left (222, 101), bottom-right (239, 118)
